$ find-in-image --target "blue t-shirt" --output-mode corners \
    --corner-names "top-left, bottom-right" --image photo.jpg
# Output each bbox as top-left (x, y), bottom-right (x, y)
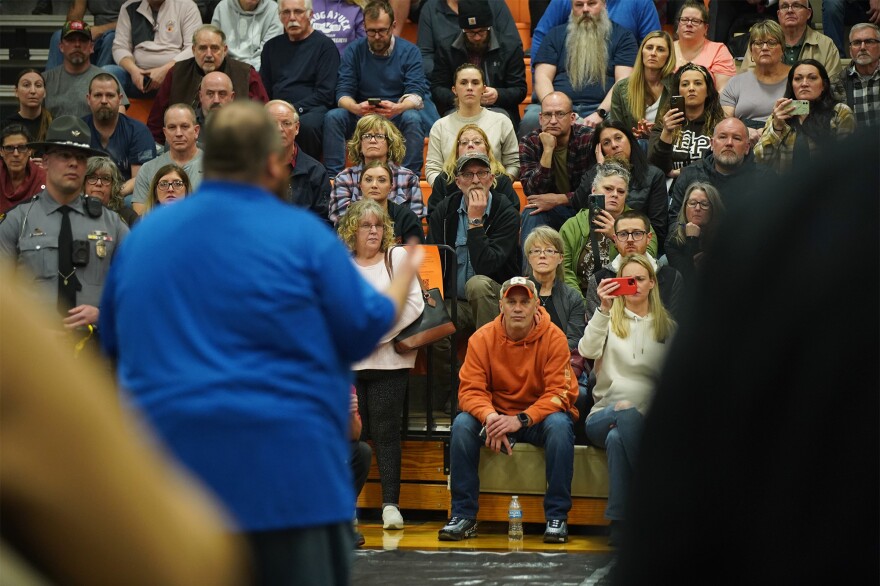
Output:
top-left (84, 113), bottom-right (156, 181)
top-left (535, 22), bottom-right (638, 113)
top-left (100, 180), bottom-right (396, 531)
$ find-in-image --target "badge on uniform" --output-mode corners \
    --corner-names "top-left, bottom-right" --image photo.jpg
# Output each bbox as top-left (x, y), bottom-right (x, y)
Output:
top-left (88, 231), bottom-right (109, 258)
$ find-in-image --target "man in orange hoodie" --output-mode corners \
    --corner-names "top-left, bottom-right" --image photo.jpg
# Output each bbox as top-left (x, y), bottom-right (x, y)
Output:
top-left (438, 276), bottom-right (579, 544)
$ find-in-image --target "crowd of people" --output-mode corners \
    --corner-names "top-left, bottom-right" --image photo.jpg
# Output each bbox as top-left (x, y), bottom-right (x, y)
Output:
top-left (0, 0), bottom-right (877, 582)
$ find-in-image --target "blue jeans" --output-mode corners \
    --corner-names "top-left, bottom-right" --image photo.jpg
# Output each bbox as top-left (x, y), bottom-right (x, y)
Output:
top-left (102, 64), bottom-right (156, 99)
top-left (823, 0), bottom-right (870, 56)
top-left (322, 107), bottom-right (425, 177)
top-left (449, 411), bottom-right (574, 520)
top-left (585, 404), bottom-right (644, 521)
top-left (47, 30), bottom-right (116, 69)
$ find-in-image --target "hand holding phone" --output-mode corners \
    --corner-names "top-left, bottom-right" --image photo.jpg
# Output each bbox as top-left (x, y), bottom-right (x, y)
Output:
top-left (588, 194), bottom-right (605, 213)
top-left (367, 97), bottom-right (382, 107)
top-left (142, 74), bottom-right (151, 90)
top-left (788, 99), bottom-right (810, 116)
top-left (607, 276), bottom-right (638, 296)
top-left (669, 95), bottom-right (685, 112)
top-left (479, 426), bottom-right (516, 455)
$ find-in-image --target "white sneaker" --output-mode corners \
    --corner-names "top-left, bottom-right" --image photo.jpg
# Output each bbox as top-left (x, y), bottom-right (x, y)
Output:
top-left (382, 505), bottom-right (404, 530)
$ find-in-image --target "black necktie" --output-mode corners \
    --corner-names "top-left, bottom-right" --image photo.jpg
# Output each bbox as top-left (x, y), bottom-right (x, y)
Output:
top-left (57, 205), bottom-right (81, 315)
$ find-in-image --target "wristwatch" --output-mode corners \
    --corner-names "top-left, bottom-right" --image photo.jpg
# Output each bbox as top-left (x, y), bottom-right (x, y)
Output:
top-left (517, 412), bottom-right (531, 428)
top-left (595, 108), bottom-right (608, 119)
top-left (468, 217), bottom-right (484, 227)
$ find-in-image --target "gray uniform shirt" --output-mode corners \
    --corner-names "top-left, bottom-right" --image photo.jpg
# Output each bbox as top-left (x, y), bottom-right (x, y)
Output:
top-left (43, 64), bottom-right (131, 119)
top-left (0, 192), bottom-right (129, 309)
top-left (132, 149), bottom-right (204, 204)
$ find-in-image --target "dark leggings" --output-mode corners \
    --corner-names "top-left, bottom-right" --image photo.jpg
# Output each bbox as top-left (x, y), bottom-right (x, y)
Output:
top-left (355, 369), bottom-right (408, 506)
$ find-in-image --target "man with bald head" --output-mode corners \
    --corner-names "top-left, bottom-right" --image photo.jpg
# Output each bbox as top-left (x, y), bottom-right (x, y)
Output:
top-left (668, 117), bottom-right (774, 225)
top-left (198, 71), bottom-right (236, 127)
top-left (147, 24), bottom-right (269, 144)
top-left (265, 99), bottom-right (331, 222)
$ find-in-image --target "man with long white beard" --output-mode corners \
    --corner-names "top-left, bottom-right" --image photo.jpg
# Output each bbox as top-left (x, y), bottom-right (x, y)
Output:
top-left (519, 0), bottom-right (637, 137)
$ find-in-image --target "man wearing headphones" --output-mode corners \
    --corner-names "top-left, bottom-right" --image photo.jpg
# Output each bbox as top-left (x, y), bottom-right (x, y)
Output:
top-left (0, 116), bottom-right (129, 330)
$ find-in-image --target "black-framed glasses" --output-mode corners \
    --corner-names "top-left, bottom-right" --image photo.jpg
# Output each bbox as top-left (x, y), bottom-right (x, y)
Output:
top-left (86, 175), bottom-right (112, 185)
top-left (366, 27), bottom-right (392, 37)
top-left (528, 248), bottom-right (560, 256)
top-left (158, 180), bottom-right (185, 190)
top-left (615, 230), bottom-right (647, 241)
top-left (457, 170), bottom-right (491, 180)
top-left (539, 110), bottom-right (572, 120)
top-left (678, 17), bottom-right (705, 25)
top-left (686, 200), bottom-right (711, 210)
top-left (850, 39), bottom-right (880, 48)
top-left (778, 3), bottom-right (809, 11)
top-left (362, 133), bottom-right (387, 142)
top-left (463, 27), bottom-right (491, 38)
top-left (1, 144), bottom-right (29, 154)
top-left (751, 39), bottom-right (781, 48)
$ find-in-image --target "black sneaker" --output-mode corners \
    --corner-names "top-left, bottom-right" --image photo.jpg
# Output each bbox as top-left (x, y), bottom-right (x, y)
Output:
top-left (438, 516), bottom-right (478, 541)
top-left (543, 519), bottom-right (568, 543)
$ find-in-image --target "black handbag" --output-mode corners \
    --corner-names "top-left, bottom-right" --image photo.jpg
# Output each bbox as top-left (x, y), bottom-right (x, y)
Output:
top-left (384, 249), bottom-right (456, 353)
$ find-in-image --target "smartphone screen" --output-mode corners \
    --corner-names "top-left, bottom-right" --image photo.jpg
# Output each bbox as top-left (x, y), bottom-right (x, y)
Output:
top-left (670, 95), bottom-right (684, 111)
top-left (607, 277), bottom-right (638, 296)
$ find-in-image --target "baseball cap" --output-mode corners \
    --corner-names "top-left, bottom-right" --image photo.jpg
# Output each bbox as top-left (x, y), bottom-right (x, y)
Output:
top-left (62, 20), bottom-right (92, 40)
top-left (500, 277), bottom-right (538, 300)
top-left (454, 153), bottom-right (491, 174)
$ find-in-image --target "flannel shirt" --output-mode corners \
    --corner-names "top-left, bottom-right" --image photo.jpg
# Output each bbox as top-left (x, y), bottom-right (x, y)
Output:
top-left (831, 63), bottom-right (880, 128)
top-left (329, 162), bottom-right (424, 226)
top-left (518, 123), bottom-right (595, 200)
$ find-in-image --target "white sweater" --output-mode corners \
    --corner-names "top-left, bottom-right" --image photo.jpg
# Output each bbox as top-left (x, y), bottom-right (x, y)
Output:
top-left (352, 247), bottom-right (425, 371)
top-left (578, 308), bottom-right (674, 419)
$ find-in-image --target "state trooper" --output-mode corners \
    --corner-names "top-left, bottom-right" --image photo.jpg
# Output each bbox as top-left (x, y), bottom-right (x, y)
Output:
top-left (0, 116), bottom-right (129, 331)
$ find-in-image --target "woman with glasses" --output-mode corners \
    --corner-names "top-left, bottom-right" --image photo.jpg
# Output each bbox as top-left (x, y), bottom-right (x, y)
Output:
top-left (424, 64), bottom-right (519, 185)
top-left (145, 164), bottom-right (192, 214)
top-left (2, 70), bottom-right (52, 144)
top-left (609, 31), bottom-right (676, 140)
top-left (578, 252), bottom-right (676, 547)
top-left (329, 114), bottom-right (424, 226)
top-left (721, 20), bottom-right (792, 145)
top-left (574, 120), bottom-right (668, 250)
top-left (337, 198), bottom-right (424, 532)
top-left (673, 1), bottom-right (736, 93)
top-left (427, 123), bottom-right (520, 216)
top-left (754, 58), bottom-right (855, 173)
top-left (0, 125), bottom-right (46, 213)
top-left (84, 156), bottom-right (139, 227)
top-left (665, 181), bottom-right (725, 283)
top-left (648, 62), bottom-right (725, 178)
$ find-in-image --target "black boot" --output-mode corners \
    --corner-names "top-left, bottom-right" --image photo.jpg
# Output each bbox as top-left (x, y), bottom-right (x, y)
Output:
top-left (32, 0), bottom-right (53, 15)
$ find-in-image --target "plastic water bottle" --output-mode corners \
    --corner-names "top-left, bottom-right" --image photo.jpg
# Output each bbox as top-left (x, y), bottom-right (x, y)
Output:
top-left (508, 495), bottom-right (523, 541)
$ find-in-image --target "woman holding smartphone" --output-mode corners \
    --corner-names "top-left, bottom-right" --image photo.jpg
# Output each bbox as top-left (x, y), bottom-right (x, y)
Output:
top-left (754, 59), bottom-right (855, 174)
top-left (578, 253), bottom-right (676, 547)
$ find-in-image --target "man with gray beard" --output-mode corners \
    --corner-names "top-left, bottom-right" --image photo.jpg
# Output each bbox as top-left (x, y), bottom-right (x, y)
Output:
top-left (519, 0), bottom-right (637, 137)
top-left (83, 72), bottom-right (156, 196)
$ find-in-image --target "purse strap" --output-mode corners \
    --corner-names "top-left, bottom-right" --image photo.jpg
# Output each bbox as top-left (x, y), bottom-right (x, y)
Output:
top-left (385, 248), bottom-right (435, 307)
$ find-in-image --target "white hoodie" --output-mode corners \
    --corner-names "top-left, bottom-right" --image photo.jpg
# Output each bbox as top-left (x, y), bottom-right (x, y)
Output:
top-left (211, 0), bottom-right (283, 70)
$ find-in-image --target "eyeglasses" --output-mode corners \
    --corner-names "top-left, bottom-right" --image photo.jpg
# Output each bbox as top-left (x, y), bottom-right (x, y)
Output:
top-left (358, 222), bottom-right (383, 231)
top-left (365, 27), bottom-right (392, 37)
top-left (457, 169), bottom-right (491, 180)
top-left (539, 110), bottom-right (572, 121)
top-left (751, 39), bottom-right (781, 48)
top-left (86, 175), bottom-right (112, 185)
top-left (458, 138), bottom-right (485, 147)
top-left (615, 230), bottom-right (647, 241)
top-left (1, 144), bottom-right (29, 154)
top-left (686, 200), bottom-right (711, 210)
top-left (850, 39), bottom-right (880, 48)
top-left (280, 8), bottom-right (308, 17)
top-left (778, 3), bottom-right (809, 11)
top-left (528, 248), bottom-right (560, 256)
top-left (362, 133), bottom-right (387, 142)
top-left (158, 180), bottom-right (185, 190)
top-left (678, 17), bottom-right (705, 25)
top-left (463, 27), bottom-right (491, 38)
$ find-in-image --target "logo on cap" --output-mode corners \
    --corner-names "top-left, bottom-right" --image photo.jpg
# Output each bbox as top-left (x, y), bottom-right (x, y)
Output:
top-left (467, 17), bottom-right (476, 25)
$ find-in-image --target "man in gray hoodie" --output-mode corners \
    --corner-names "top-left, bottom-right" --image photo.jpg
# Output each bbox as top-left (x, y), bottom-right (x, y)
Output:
top-left (211, 0), bottom-right (283, 70)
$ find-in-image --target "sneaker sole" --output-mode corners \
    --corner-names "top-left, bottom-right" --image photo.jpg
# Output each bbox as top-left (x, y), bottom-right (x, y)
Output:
top-left (438, 528), bottom-right (478, 541)
top-left (543, 535), bottom-right (568, 543)
top-left (383, 521), bottom-right (404, 530)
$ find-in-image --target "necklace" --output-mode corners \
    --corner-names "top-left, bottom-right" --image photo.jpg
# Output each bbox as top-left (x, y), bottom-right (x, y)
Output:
top-left (59, 268), bottom-right (76, 286)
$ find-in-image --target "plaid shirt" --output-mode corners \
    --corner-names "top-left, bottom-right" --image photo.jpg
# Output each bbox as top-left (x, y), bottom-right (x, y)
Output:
top-left (519, 123), bottom-right (595, 200)
top-left (329, 162), bottom-right (425, 226)
top-left (832, 63), bottom-right (880, 127)
top-left (753, 103), bottom-right (856, 174)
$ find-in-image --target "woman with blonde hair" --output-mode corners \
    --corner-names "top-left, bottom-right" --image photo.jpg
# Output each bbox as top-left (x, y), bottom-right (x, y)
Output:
top-left (337, 198), bottom-right (424, 531)
top-left (427, 123), bottom-right (520, 215)
top-left (578, 253), bottom-right (676, 546)
top-left (329, 114), bottom-right (424, 226)
top-left (609, 31), bottom-right (677, 138)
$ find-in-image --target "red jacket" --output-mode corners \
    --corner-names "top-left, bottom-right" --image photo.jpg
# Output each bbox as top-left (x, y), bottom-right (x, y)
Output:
top-left (458, 306), bottom-right (578, 426)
